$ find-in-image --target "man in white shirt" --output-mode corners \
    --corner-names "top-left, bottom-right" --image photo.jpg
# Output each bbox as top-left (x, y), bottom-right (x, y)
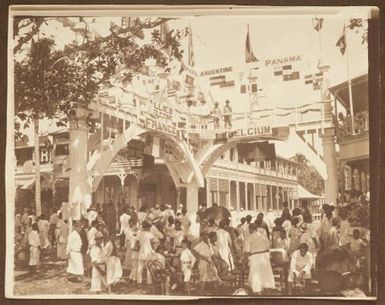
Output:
top-left (87, 220), bottom-right (98, 251)
top-left (288, 243), bottom-right (313, 295)
top-left (119, 206), bottom-right (131, 248)
top-left (66, 221), bottom-right (84, 282)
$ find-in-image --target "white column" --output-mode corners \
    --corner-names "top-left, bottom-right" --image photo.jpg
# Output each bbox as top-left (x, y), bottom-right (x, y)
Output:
top-left (206, 177), bottom-right (212, 208)
top-left (245, 182), bottom-right (248, 211)
top-left (216, 175), bottom-right (220, 206)
top-left (186, 181), bottom-right (199, 213)
top-left (252, 183), bottom-right (256, 210)
top-left (69, 110), bottom-right (89, 220)
top-left (228, 179), bottom-right (231, 209)
top-left (269, 184), bottom-right (273, 210)
top-left (322, 133), bottom-right (338, 205)
top-left (236, 181), bottom-right (240, 211)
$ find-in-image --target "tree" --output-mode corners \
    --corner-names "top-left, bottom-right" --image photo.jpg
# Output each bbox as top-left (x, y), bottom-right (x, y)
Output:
top-left (14, 16), bottom-right (185, 215)
top-left (292, 153), bottom-right (324, 196)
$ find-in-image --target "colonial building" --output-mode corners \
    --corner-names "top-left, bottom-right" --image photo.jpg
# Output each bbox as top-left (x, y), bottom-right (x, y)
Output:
top-left (14, 128), bottom-right (300, 217)
top-left (329, 73), bottom-right (370, 201)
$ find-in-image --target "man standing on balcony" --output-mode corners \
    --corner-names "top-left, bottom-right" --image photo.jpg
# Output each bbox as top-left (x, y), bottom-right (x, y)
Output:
top-left (211, 101), bottom-right (222, 129)
top-left (223, 100), bottom-right (232, 129)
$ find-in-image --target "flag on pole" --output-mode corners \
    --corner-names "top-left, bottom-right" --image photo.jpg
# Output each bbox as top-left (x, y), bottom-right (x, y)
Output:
top-left (312, 18), bottom-right (324, 31)
top-left (336, 26), bottom-right (346, 55)
top-left (245, 25), bottom-right (258, 63)
top-left (188, 25), bottom-right (195, 67)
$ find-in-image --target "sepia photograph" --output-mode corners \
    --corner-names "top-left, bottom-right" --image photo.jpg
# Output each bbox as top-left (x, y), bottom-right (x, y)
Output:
top-left (5, 5), bottom-right (378, 300)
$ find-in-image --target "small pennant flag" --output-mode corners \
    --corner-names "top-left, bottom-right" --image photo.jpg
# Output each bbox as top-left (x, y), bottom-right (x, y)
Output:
top-left (336, 26), bottom-right (346, 55)
top-left (312, 18), bottom-right (324, 31)
top-left (245, 25), bottom-right (258, 63)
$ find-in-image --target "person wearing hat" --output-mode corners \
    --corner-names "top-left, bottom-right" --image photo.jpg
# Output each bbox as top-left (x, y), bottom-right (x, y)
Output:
top-left (223, 99), bottom-right (232, 129)
top-left (66, 221), bottom-right (84, 282)
top-left (211, 101), bottom-right (222, 129)
top-left (90, 230), bottom-right (110, 293)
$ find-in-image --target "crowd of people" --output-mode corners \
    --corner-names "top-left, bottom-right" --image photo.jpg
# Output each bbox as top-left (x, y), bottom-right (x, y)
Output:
top-left (14, 199), bottom-right (370, 296)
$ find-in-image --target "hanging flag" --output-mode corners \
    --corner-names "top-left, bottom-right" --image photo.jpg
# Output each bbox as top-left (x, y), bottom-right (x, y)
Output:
top-left (336, 26), bottom-right (346, 55)
top-left (273, 65), bottom-right (300, 81)
top-left (312, 18), bottom-right (324, 31)
top-left (304, 72), bottom-right (323, 90)
top-left (209, 75), bottom-right (226, 86)
top-left (245, 25), bottom-right (258, 63)
top-left (188, 25), bottom-right (195, 67)
top-left (220, 80), bottom-right (235, 88)
top-left (185, 75), bottom-right (195, 86)
top-left (240, 83), bottom-right (258, 94)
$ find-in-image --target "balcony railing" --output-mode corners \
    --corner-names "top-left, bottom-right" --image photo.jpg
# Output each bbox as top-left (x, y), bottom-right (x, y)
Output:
top-left (337, 110), bottom-right (369, 140)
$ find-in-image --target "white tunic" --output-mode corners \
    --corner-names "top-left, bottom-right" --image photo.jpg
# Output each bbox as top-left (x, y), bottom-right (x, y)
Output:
top-left (119, 213), bottom-right (131, 235)
top-left (137, 231), bottom-right (154, 261)
top-left (90, 245), bottom-right (106, 292)
top-left (180, 248), bottom-right (196, 282)
top-left (66, 230), bottom-right (84, 275)
top-left (216, 228), bottom-right (234, 270)
top-left (28, 230), bottom-right (40, 266)
top-left (104, 241), bottom-right (123, 285)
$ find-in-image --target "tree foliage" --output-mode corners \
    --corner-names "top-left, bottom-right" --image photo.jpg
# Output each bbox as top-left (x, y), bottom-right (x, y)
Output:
top-left (292, 153), bottom-right (324, 196)
top-left (14, 17), bottom-right (185, 139)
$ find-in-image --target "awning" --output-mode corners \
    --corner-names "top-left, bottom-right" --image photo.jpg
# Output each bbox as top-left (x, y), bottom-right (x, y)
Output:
top-left (16, 177), bottom-right (35, 190)
top-left (298, 185), bottom-right (322, 200)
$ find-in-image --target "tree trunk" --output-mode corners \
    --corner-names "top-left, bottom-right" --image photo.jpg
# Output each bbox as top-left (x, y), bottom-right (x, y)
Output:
top-left (34, 118), bottom-right (42, 216)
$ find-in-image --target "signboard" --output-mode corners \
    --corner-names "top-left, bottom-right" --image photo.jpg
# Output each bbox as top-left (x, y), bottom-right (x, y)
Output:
top-left (265, 55), bottom-right (302, 67)
top-left (228, 126), bottom-right (272, 138)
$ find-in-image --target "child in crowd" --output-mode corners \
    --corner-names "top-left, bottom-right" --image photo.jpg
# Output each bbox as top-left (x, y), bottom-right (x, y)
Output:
top-left (350, 229), bottom-right (366, 259)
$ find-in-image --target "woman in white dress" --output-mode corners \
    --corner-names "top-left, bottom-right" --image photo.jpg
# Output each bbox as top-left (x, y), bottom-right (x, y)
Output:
top-left (38, 215), bottom-right (51, 250)
top-left (104, 232), bottom-right (122, 287)
top-left (123, 219), bottom-right (137, 272)
top-left (56, 215), bottom-right (69, 260)
top-left (244, 222), bottom-right (275, 294)
top-left (28, 223), bottom-right (41, 273)
top-left (66, 221), bottom-right (84, 281)
top-left (216, 219), bottom-right (234, 270)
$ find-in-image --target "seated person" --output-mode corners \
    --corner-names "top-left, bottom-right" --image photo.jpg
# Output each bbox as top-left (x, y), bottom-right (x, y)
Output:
top-left (180, 239), bottom-right (196, 294)
top-left (288, 243), bottom-right (313, 295)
